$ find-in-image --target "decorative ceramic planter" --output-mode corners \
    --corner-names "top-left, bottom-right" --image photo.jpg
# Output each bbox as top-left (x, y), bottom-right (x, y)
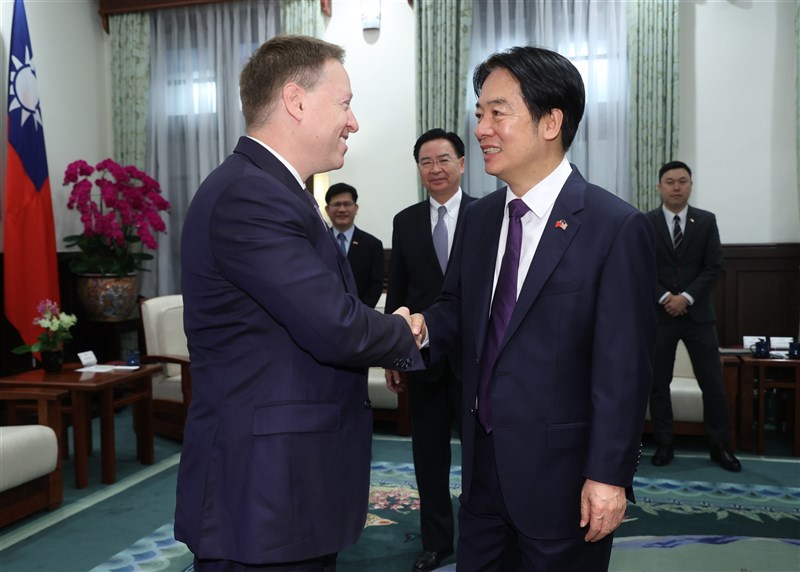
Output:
top-left (75, 274), bottom-right (139, 322)
top-left (40, 350), bottom-right (64, 373)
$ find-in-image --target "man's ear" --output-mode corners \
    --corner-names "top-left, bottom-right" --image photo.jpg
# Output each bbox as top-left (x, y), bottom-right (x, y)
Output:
top-left (283, 83), bottom-right (305, 122)
top-left (541, 108), bottom-right (564, 143)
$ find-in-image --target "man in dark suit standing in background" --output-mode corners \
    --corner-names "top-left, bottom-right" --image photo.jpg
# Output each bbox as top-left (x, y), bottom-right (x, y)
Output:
top-left (646, 160), bottom-right (741, 472)
top-left (324, 182), bottom-right (384, 308)
top-left (176, 35), bottom-right (421, 572)
top-left (403, 47), bottom-right (656, 571)
top-left (384, 128), bottom-right (475, 572)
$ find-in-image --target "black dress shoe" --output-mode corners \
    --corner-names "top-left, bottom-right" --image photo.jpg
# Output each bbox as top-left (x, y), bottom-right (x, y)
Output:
top-left (413, 550), bottom-right (452, 572)
top-left (710, 445), bottom-right (742, 472)
top-left (651, 444), bottom-right (674, 466)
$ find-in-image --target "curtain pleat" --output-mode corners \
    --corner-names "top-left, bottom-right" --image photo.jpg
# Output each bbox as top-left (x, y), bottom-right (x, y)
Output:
top-left (628, 0), bottom-right (679, 211)
top-left (416, 0), bottom-right (473, 200)
top-left (281, 0), bottom-right (323, 37)
top-left (142, 0), bottom-right (279, 296)
top-left (110, 13), bottom-right (150, 169)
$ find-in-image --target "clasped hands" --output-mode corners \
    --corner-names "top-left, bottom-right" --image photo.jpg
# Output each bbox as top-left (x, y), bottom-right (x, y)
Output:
top-left (662, 293), bottom-right (689, 317)
top-left (386, 307), bottom-right (427, 393)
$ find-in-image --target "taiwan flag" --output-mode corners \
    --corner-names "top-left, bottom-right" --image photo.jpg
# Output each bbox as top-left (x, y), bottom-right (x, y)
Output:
top-left (4, 0), bottom-right (60, 348)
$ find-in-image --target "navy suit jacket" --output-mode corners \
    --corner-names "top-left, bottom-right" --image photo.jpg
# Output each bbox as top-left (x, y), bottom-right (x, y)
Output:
top-left (646, 205), bottom-right (722, 324)
top-left (175, 137), bottom-right (420, 563)
top-left (385, 193), bottom-right (476, 381)
top-left (342, 225), bottom-right (384, 309)
top-left (423, 167), bottom-right (656, 539)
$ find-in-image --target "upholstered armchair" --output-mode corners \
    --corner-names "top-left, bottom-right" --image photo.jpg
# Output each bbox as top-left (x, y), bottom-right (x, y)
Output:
top-left (139, 295), bottom-right (190, 441)
top-left (0, 388), bottom-right (65, 527)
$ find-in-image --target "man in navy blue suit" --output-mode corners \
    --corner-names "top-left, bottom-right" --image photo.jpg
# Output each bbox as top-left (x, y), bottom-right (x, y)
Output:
top-left (324, 182), bottom-right (384, 309)
top-left (405, 47), bottom-right (657, 571)
top-left (176, 35), bottom-right (421, 572)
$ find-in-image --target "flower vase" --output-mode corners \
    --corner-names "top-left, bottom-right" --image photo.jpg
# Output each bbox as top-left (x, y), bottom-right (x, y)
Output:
top-left (75, 274), bottom-right (139, 322)
top-left (40, 350), bottom-right (64, 373)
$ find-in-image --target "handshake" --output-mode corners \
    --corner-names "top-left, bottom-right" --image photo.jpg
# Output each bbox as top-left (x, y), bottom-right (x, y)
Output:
top-left (387, 307), bottom-right (427, 394)
top-left (393, 306), bottom-right (426, 348)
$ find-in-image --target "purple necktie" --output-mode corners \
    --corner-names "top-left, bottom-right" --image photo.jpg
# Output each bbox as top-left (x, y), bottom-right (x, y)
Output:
top-left (477, 198), bottom-right (530, 433)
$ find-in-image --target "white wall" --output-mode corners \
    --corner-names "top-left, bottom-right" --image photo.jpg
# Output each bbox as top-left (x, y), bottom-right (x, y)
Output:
top-left (678, 0), bottom-right (799, 244)
top-left (0, 0), bottom-right (113, 249)
top-left (1, 0), bottom-right (797, 250)
top-left (322, 0), bottom-right (419, 244)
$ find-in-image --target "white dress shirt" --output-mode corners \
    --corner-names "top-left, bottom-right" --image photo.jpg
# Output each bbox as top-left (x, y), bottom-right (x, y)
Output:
top-left (491, 157), bottom-right (572, 301)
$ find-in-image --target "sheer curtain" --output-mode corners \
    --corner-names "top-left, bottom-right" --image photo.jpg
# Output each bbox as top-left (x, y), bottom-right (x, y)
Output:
top-left (144, 1), bottom-right (279, 296)
top-left (465, 0), bottom-right (629, 201)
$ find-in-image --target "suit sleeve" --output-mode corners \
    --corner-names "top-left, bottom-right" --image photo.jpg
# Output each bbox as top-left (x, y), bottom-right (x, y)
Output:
top-left (384, 216), bottom-right (408, 314)
top-left (210, 175), bottom-right (420, 370)
top-left (585, 210), bottom-right (656, 489)
top-left (363, 236), bottom-right (384, 309)
top-left (684, 214), bottom-right (723, 300)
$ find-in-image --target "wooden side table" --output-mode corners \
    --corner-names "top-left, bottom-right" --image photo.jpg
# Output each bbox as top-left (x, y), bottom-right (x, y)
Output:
top-left (739, 355), bottom-right (800, 456)
top-left (0, 364), bottom-right (159, 488)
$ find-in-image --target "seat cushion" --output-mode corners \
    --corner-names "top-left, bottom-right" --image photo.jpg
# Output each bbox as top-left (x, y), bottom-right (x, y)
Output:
top-left (152, 373), bottom-right (184, 403)
top-left (0, 425), bottom-right (58, 492)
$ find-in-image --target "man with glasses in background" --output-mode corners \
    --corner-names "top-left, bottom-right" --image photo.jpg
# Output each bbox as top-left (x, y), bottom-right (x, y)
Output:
top-left (384, 128), bottom-right (476, 572)
top-left (324, 182), bottom-right (384, 309)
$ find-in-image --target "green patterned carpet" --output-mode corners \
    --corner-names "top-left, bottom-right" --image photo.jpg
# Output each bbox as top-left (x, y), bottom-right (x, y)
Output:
top-left (91, 457), bottom-right (800, 572)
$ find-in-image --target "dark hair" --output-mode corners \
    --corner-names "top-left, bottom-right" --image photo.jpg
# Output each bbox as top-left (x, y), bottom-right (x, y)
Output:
top-left (325, 182), bottom-right (358, 205)
top-left (473, 46), bottom-right (585, 152)
top-left (659, 161), bottom-right (692, 181)
top-left (240, 35), bottom-right (345, 130)
top-left (413, 128), bottom-right (466, 162)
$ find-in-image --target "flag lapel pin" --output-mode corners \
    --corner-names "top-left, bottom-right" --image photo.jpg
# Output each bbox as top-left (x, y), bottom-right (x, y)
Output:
top-left (555, 219), bottom-right (568, 231)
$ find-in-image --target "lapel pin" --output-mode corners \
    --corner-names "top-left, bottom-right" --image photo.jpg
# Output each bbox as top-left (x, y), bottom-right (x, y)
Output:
top-left (352, 240), bottom-right (359, 245)
top-left (689, 218), bottom-right (695, 223)
top-left (555, 219), bottom-right (568, 231)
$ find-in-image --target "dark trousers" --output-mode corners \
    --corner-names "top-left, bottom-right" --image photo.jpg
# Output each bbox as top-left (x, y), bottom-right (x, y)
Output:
top-left (649, 316), bottom-right (730, 447)
top-left (457, 427), bottom-right (613, 572)
top-left (193, 554), bottom-right (336, 572)
top-left (408, 360), bottom-right (462, 554)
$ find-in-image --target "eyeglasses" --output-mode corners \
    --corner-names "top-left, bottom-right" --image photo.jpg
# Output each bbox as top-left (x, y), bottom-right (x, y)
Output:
top-left (418, 156), bottom-right (456, 170)
top-left (328, 201), bottom-right (355, 208)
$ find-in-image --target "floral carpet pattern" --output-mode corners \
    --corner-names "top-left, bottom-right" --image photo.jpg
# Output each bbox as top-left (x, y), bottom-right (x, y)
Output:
top-left (91, 462), bottom-right (800, 572)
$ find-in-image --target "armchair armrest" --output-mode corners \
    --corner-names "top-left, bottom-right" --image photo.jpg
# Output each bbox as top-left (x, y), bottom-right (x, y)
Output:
top-left (140, 354), bottom-right (192, 408)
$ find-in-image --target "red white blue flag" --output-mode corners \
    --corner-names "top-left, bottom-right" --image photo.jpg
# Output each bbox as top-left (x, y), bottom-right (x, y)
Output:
top-left (4, 0), bottom-right (60, 347)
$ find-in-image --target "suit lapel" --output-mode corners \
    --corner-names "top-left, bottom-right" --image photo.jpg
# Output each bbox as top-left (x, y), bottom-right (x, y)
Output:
top-left (651, 210), bottom-right (674, 253)
top-left (472, 191), bottom-right (506, 359)
top-left (234, 137), bottom-right (357, 294)
top-left (501, 171), bottom-right (584, 350)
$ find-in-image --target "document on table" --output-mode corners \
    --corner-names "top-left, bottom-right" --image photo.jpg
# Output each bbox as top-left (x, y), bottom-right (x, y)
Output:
top-left (76, 365), bottom-right (140, 372)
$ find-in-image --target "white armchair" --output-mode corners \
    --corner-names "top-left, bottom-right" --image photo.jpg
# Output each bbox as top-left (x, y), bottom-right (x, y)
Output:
top-left (0, 388), bottom-right (65, 527)
top-left (140, 295), bottom-right (190, 441)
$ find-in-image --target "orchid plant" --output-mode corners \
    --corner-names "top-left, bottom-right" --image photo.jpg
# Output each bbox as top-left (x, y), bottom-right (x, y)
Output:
top-left (12, 299), bottom-right (77, 354)
top-left (63, 159), bottom-right (170, 276)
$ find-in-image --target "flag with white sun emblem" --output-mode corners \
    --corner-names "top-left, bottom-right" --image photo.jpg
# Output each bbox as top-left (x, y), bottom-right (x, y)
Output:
top-left (4, 0), bottom-right (61, 349)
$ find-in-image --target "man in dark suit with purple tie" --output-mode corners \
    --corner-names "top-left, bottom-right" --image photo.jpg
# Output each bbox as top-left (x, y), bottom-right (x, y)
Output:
top-left (176, 35), bottom-right (421, 572)
top-left (384, 129), bottom-right (475, 572)
top-left (403, 47), bottom-right (657, 571)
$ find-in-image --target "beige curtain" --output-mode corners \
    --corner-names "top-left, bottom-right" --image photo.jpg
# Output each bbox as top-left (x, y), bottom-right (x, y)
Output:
top-left (281, 0), bottom-right (323, 37)
top-left (416, 0), bottom-right (472, 199)
top-left (628, 0), bottom-right (679, 211)
top-left (109, 13), bottom-right (150, 169)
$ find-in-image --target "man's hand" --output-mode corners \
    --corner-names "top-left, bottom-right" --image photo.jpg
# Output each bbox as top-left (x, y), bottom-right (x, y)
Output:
top-left (410, 313), bottom-right (426, 348)
top-left (579, 479), bottom-right (626, 542)
top-left (384, 369), bottom-right (406, 394)
top-left (662, 293), bottom-right (689, 317)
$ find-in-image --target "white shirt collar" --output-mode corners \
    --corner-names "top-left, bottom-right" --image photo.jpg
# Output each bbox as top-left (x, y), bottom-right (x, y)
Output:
top-left (429, 188), bottom-right (463, 213)
top-left (246, 136), bottom-right (306, 190)
top-left (507, 157), bottom-right (572, 218)
top-left (662, 205), bottom-right (688, 226)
